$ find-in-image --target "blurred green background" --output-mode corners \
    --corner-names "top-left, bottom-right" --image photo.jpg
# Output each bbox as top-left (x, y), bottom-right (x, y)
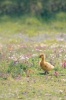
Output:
top-left (0, 0), bottom-right (66, 36)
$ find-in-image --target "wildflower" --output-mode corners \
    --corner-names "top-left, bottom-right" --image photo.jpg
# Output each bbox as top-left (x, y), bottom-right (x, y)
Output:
top-left (20, 55), bottom-right (25, 60)
top-left (62, 61), bottom-right (66, 68)
top-left (26, 56), bottom-right (29, 60)
top-left (9, 55), bottom-right (17, 61)
top-left (54, 71), bottom-right (59, 78)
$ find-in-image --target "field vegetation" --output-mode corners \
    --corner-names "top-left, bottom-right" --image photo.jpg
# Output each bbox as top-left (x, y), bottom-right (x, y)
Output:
top-left (0, 30), bottom-right (66, 99)
top-left (0, 0), bottom-right (66, 100)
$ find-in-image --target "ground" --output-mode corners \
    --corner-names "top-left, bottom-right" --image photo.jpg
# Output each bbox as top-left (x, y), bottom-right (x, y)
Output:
top-left (0, 73), bottom-right (66, 100)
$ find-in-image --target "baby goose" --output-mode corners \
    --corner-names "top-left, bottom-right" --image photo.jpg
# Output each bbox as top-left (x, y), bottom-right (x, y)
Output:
top-left (39, 54), bottom-right (54, 74)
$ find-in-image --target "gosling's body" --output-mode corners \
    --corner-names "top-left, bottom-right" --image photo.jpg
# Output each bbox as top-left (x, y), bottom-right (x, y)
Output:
top-left (39, 54), bottom-right (54, 74)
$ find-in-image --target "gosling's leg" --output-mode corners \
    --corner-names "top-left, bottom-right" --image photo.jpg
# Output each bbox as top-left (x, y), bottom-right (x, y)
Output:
top-left (44, 71), bottom-right (47, 75)
top-left (44, 71), bottom-right (49, 75)
top-left (46, 71), bottom-right (49, 74)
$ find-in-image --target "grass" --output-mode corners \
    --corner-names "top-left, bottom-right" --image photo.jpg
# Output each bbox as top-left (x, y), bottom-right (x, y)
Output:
top-left (0, 12), bottom-right (66, 100)
top-left (0, 39), bottom-right (66, 100)
top-left (0, 12), bottom-right (66, 37)
top-left (0, 72), bottom-right (66, 100)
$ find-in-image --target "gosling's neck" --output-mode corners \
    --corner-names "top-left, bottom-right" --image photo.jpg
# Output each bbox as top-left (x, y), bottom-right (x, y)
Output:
top-left (41, 56), bottom-right (45, 62)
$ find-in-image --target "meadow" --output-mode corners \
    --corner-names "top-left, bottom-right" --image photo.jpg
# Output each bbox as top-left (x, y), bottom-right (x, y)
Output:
top-left (0, 13), bottom-right (66, 100)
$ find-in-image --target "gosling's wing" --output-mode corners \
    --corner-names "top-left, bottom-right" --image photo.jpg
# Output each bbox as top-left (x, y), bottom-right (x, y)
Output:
top-left (44, 62), bottom-right (54, 70)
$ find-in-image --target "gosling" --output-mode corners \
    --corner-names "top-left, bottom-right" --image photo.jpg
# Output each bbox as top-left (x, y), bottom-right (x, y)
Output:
top-left (39, 54), bottom-right (54, 74)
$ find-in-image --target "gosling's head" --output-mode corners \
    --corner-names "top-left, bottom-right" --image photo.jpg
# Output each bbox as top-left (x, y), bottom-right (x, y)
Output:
top-left (39, 54), bottom-right (45, 59)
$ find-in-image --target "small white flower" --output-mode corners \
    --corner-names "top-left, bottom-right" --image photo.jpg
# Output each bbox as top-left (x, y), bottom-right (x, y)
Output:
top-left (32, 54), bottom-right (38, 57)
top-left (59, 90), bottom-right (63, 94)
top-left (26, 57), bottom-right (29, 60)
top-left (20, 56), bottom-right (25, 60)
top-left (62, 79), bottom-right (66, 82)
